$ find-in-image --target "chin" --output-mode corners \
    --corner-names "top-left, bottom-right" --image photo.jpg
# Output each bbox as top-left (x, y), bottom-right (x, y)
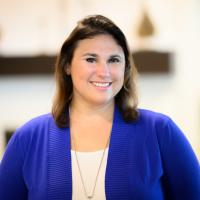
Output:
top-left (90, 98), bottom-right (114, 107)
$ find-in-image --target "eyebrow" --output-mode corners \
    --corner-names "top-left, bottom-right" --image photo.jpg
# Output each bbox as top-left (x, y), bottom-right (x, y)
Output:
top-left (82, 53), bottom-right (123, 59)
top-left (82, 53), bottom-right (98, 57)
top-left (110, 55), bottom-right (122, 58)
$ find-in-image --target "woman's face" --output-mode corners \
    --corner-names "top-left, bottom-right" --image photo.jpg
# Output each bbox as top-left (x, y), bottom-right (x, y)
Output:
top-left (68, 34), bottom-right (125, 107)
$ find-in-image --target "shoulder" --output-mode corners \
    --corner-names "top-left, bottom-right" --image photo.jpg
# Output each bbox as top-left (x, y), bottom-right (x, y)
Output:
top-left (137, 108), bottom-right (185, 135)
top-left (136, 108), bottom-right (173, 128)
top-left (16, 113), bottom-right (55, 134)
top-left (11, 113), bottom-right (56, 148)
top-left (138, 108), bottom-right (170, 121)
top-left (19, 113), bottom-right (54, 128)
top-left (115, 106), bottom-right (174, 131)
top-left (7, 113), bottom-right (57, 160)
top-left (135, 108), bottom-right (186, 145)
top-left (137, 108), bottom-right (191, 152)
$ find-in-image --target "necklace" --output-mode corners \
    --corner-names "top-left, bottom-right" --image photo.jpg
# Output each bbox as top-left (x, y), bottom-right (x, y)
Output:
top-left (71, 130), bottom-right (111, 199)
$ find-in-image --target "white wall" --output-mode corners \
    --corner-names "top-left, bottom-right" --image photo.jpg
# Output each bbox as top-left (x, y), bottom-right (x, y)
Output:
top-left (0, 0), bottom-right (199, 160)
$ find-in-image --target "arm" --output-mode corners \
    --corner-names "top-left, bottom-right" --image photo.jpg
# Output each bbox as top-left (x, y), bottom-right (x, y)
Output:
top-left (157, 118), bottom-right (200, 199)
top-left (0, 131), bottom-right (28, 200)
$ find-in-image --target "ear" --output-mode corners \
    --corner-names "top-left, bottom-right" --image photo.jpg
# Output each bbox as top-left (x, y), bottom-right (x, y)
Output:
top-left (65, 65), bottom-right (71, 75)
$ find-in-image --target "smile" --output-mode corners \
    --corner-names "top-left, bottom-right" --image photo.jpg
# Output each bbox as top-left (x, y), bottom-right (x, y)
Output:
top-left (90, 81), bottom-right (112, 87)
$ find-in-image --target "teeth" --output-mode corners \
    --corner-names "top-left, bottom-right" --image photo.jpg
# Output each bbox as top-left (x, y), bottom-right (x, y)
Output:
top-left (92, 82), bottom-right (110, 87)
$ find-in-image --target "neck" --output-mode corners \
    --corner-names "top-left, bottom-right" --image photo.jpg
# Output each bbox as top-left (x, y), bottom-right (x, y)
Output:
top-left (69, 100), bottom-right (115, 123)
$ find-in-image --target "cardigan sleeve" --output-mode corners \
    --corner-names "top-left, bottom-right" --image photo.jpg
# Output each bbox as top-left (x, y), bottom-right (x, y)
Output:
top-left (0, 130), bottom-right (28, 200)
top-left (157, 117), bottom-right (200, 199)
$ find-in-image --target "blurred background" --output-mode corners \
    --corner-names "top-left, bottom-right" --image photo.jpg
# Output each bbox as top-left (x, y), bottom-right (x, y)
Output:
top-left (0, 0), bottom-right (199, 160)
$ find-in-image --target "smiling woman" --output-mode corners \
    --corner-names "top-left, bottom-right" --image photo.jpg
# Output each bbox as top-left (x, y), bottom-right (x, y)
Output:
top-left (52, 15), bottom-right (138, 129)
top-left (0, 15), bottom-right (199, 200)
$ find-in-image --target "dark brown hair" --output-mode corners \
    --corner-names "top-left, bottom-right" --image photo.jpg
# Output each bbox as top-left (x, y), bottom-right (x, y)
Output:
top-left (52, 15), bottom-right (138, 127)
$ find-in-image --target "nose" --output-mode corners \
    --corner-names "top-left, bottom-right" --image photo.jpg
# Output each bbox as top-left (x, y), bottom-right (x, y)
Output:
top-left (96, 62), bottom-right (110, 77)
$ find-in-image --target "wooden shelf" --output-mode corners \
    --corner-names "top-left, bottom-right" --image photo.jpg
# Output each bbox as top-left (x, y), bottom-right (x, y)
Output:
top-left (0, 51), bottom-right (172, 75)
top-left (0, 55), bottom-right (56, 75)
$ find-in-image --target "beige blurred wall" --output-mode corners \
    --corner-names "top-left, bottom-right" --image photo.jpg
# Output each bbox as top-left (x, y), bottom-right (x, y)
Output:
top-left (0, 0), bottom-right (200, 160)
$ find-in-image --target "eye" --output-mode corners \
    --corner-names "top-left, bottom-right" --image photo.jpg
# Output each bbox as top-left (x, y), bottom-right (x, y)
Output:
top-left (86, 57), bottom-right (96, 63)
top-left (108, 57), bottom-right (120, 63)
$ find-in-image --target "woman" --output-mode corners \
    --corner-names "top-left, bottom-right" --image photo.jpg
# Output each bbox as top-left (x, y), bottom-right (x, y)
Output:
top-left (0, 15), bottom-right (199, 200)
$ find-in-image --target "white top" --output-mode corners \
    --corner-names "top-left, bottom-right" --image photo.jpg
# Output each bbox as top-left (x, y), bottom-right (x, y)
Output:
top-left (71, 148), bottom-right (109, 200)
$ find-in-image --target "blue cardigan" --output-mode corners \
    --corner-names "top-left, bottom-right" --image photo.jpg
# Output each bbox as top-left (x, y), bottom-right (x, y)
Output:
top-left (0, 107), bottom-right (200, 200)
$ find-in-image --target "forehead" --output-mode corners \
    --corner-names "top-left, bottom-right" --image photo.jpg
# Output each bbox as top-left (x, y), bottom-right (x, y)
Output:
top-left (74, 34), bottom-right (124, 56)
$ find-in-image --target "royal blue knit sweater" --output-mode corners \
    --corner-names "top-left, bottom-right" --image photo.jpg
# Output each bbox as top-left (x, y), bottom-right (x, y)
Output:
top-left (0, 106), bottom-right (200, 200)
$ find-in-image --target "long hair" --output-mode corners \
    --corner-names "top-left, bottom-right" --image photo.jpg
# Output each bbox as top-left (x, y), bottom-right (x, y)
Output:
top-left (52, 15), bottom-right (138, 128)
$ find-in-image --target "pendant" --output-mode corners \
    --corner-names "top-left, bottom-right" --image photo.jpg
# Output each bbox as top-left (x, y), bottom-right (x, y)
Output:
top-left (87, 196), bottom-right (93, 199)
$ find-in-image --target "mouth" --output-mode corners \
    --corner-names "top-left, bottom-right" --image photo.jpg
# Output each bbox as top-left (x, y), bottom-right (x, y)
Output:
top-left (90, 81), bottom-right (112, 88)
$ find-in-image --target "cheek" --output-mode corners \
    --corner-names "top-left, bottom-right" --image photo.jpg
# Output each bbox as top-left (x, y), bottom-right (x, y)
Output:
top-left (71, 65), bottom-right (95, 83)
top-left (113, 67), bottom-right (125, 81)
top-left (117, 68), bottom-right (125, 88)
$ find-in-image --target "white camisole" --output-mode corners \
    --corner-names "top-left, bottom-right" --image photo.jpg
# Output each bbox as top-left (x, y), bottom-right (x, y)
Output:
top-left (71, 148), bottom-right (109, 200)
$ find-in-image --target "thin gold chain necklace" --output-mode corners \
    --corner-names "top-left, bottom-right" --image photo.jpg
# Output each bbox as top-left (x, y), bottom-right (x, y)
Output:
top-left (71, 130), bottom-right (111, 199)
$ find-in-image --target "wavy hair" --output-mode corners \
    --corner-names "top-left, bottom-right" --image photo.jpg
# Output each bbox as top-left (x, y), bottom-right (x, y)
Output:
top-left (52, 15), bottom-right (138, 127)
